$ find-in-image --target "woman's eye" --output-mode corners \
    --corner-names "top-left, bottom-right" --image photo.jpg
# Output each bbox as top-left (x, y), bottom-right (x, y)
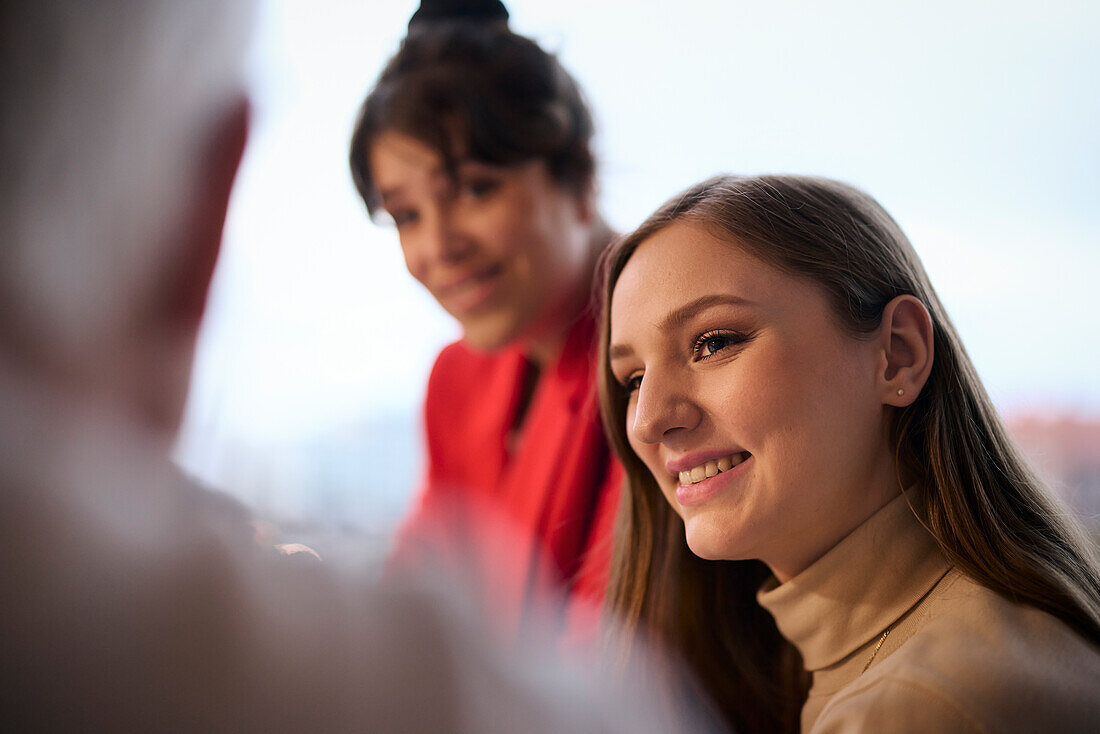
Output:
top-left (620, 374), bottom-right (642, 395)
top-left (458, 178), bottom-right (499, 199)
top-left (389, 209), bottom-right (419, 228)
top-left (702, 336), bottom-right (731, 356)
top-left (693, 330), bottom-right (745, 360)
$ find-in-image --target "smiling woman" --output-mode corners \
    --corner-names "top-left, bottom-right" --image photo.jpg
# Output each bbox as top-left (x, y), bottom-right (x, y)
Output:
top-left (346, 0), bottom-right (622, 647)
top-left (368, 132), bottom-right (595, 358)
top-left (599, 175), bottom-right (1100, 733)
top-left (610, 220), bottom-right (909, 578)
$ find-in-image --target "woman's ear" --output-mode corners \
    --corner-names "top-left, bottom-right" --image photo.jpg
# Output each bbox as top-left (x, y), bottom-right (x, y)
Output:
top-left (877, 294), bottom-right (934, 406)
top-left (573, 174), bottom-right (597, 225)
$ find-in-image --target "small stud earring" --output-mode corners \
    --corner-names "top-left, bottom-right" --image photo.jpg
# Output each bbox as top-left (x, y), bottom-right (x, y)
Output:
top-left (896, 388), bottom-right (905, 397)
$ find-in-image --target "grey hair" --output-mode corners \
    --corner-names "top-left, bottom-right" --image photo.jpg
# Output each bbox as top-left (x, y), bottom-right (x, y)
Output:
top-left (0, 0), bottom-right (253, 363)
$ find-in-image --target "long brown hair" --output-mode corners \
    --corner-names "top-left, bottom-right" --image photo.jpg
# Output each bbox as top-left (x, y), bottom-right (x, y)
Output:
top-left (597, 174), bottom-right (1100, 733)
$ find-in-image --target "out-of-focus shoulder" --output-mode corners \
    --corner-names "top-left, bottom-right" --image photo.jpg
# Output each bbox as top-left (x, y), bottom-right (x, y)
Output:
top-left (424, 339), bottom-right (524, 416)
top-left (427, 340), bottom-right (491, 395)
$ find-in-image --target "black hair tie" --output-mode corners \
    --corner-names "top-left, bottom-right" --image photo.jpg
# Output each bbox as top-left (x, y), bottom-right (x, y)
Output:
top-left (408, 0), bottom-right (510, 31)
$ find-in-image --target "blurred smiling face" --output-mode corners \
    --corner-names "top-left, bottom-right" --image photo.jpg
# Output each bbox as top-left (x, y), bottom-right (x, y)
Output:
top-left (369, 130), bottom-right (593, 356)
top-left (608, 222), bottom-right (898, 581)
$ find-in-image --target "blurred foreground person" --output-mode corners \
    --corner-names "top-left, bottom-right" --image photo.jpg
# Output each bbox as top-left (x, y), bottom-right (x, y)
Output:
top-left (349, 0), bottom-right (622, 647)
top-left (0, 2), bottom-right (719, 731)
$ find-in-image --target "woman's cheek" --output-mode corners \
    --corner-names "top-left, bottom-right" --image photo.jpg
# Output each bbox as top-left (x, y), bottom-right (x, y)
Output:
top-left (711, 371), bottom-right (765, 432)
top-left (659, 478), bottom-right (683, 516)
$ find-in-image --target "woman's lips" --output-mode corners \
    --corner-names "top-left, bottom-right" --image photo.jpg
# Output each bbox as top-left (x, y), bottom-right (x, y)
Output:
top-left (676, 451), bottom-right (750, 486)
top-left (436, 265), bottom-right (504, 314)
top-left (675, 453), bottom-right (752, 507)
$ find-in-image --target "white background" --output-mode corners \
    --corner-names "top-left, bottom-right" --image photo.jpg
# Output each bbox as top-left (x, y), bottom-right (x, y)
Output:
top-left (177, 0), bottom-right (1100, 538)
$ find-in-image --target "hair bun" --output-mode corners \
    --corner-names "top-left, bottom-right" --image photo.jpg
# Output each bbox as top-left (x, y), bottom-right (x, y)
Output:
top-left (408, 0), bottom-right (509, 31)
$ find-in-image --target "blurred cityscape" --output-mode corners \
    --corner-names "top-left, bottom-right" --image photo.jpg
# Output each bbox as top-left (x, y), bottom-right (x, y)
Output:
top-left (182, 408), bottom-right (1099, 562)
top-left (180, 410), bottom-right (422, 564)
top-left (1006, 413), bottom-right (1100, 535)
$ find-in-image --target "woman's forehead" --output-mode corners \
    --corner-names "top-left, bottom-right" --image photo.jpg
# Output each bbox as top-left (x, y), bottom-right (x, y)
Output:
top-left (609, 222), bottom-right (830, 343)
top-left (615, 224), bottom-right (773, 301)
top-left (371, 132), bottom-right (443, 181)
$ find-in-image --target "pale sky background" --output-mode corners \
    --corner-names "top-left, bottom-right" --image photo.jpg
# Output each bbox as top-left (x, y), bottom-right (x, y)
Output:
top-left (177, 0), bottom-right (1100, 531)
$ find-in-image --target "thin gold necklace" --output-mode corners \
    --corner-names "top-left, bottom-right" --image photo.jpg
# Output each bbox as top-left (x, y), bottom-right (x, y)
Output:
top-left (860, 628), bottom-right (891, 675)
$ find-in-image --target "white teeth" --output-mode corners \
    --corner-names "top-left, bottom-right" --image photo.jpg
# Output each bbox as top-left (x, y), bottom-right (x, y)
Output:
top-left (677, 453), bottom-right (748, 485)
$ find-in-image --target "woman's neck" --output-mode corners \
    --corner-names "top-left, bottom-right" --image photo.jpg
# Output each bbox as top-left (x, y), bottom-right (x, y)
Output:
top-left (522, 221), bottom-right (613, 368)
top-left (766, 448), bottom-right (902, 584)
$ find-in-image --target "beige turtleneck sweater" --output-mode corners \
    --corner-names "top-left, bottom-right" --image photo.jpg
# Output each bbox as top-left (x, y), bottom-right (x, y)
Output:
top-left (757, 494), bottom-right (1100, 733)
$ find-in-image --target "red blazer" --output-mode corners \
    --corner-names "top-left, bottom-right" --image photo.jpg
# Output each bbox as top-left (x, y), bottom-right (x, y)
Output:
top-left (389, 313), bottom-right (622, 647)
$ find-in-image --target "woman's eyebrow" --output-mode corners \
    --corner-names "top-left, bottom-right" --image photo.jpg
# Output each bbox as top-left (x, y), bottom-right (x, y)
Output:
top-left (608, 294), bottom-right (753, 361)
top-left (608, 343), bottom-right (633, 361)
top-left (378, 189), bottom-right (402, 208)
top-left (658, 293), bottom-right (755, 331)
top-left (453, 157), bottom-right (483, 171)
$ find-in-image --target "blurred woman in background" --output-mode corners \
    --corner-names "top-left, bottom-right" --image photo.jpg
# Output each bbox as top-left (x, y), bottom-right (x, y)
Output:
top-left (349, 0), bottom-right (620, 645)
top-left (600, 174), bottom-right (1100, 732)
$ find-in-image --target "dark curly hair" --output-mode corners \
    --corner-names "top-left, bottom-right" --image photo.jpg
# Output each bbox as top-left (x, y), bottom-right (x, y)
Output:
top-left (349, 20), bottom-right (596, 218)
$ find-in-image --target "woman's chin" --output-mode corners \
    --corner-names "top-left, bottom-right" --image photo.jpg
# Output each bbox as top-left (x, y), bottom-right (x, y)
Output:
top-left (683, 519), bottom-right (737, 561)
top-left (458, 315), bottom-right (521, 354)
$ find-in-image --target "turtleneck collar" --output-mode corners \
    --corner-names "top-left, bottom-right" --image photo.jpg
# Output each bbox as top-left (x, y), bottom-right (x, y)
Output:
top-left (756, 493), bottom-right (951, 670)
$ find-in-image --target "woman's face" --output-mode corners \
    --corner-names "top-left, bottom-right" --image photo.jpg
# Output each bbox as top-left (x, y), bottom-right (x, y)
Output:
top-left (369, 130), bottom-right (594, 357)
top-left (608, 221), bottom-right (899, 581)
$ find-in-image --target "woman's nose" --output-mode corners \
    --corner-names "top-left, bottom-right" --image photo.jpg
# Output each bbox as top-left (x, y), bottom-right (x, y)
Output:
top-left (400, 207), bottom-right (475, 281)
top-left (631, 372), bottom-right (702, 446)
top-left (422, 206), bottom-right (475, 265)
